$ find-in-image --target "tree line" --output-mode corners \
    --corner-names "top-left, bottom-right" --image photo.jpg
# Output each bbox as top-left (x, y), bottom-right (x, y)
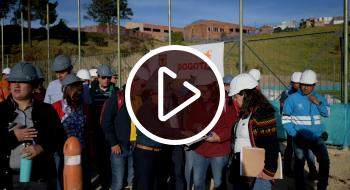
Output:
top-left (0, 0), bottom-right (133, 47)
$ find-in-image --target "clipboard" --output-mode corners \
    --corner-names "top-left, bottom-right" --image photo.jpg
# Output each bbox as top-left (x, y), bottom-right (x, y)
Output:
top-left (185, 135), bottom-right (208, 147)
top-left (240, 147), bottom-right (283, 179)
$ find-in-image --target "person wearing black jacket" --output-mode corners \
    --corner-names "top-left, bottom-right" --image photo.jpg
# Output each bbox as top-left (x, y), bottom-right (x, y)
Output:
top-left (0, 62), bottom-right (64, 190)
top-left (101, 87), bottom-right (133, 190)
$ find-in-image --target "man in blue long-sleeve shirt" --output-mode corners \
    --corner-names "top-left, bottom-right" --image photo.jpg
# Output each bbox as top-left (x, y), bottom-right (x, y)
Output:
top-left (282, 70), bottom-right (330, 190)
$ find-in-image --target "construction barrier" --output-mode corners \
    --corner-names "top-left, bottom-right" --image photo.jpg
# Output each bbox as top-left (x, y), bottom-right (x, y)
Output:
top-left (63, 137), bottom-right (82, 190)
top-left (272, 101), bottom-right (350, 147)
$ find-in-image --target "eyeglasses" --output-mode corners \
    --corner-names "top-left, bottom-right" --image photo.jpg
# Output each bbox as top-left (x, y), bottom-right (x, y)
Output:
top-left (101, 76), bottom-right (112, 80)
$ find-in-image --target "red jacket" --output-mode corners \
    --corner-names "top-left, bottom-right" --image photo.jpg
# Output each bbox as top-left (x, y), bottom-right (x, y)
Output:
top-left (185, 97), bottom-right (238, 157)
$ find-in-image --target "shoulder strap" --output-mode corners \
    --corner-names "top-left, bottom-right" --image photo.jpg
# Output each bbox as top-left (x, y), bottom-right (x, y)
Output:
top-left (117, 91), bottom-right (124, 112)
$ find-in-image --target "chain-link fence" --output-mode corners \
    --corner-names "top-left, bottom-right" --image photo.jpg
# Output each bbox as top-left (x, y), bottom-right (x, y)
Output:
top-left (224, 31), bottom-right (343, 103)
top-left (4, 52), bottom-right (146, 87)
top-left (3, 31), bottom-right (346, 104)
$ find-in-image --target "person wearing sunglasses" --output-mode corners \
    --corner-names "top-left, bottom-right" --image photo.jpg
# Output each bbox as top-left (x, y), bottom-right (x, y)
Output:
top-left (89, 64), bottom-right (119, 190)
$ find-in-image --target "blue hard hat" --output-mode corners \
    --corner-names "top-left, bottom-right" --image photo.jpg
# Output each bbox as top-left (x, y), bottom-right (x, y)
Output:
top-left (8, 61), bottom-right (38, 82)
top-left (51, 55), bottom-right (72, 72)
top-left (223, 74), bottom-right (234, 84)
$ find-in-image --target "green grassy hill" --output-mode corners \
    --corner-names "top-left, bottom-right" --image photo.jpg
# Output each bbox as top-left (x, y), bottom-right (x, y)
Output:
top-left (224, 25), bottom-right (343, 84)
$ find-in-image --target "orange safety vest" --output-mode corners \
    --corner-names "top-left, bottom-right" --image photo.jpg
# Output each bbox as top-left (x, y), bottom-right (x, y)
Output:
top-left (0, 80), bottom-right (9, 102)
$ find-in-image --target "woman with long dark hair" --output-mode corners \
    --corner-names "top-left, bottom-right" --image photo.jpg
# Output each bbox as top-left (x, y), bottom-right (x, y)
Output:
top-left (228, 73), bottom-right (279, 190)
top-left (52, 74), bottom-right (92, 189)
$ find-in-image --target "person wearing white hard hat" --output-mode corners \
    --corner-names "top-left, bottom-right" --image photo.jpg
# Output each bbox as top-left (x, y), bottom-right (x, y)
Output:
top-left (282, 70), bottom-right (330, 190)
top-left (76, 69), bottom-right (93, 105)
top-left (248, 68), bottom-right (261, 82)
top-left (182, 71), bottom-right (233, 190)
top-left (0, 67), bottom-right (11, 102)
top-left (280, 72), bottom-right (317, 178)
top-left (77, 69), bottom-right (91, 84)
top-left (89, 68), bottom-right (98, 88)
top-left (228, 73), bottom-right (279, 190)
top-left (89, 68), bottom-right (98, 80)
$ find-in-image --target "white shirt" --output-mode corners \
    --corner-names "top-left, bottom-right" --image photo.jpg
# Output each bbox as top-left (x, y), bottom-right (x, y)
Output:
top-left (234, 114), bottom-right (252, 153)
top-left (44, 79), bottom-right (62, 104)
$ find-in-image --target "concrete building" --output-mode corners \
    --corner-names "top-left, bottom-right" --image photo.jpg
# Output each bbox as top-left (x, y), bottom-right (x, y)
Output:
top-left (183, 20), bottom-right (255, 41)
top-left (77, 24), bottom-right (152, 39)
top-left (125, 22), bottom-right (184, 41)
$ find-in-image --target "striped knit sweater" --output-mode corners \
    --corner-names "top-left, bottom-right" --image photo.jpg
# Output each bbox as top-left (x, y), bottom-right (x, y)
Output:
top-left (233, 106), bottom-right (279, 177)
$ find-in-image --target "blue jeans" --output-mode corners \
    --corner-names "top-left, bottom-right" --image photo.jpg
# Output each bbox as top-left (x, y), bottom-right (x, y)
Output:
top-left (252, 178), bottom-right (271, 190)
top-left (185, 150), bottom-right (194, 190)
top-left (293, 135), bottom-right (330, 190)
top-left (111, 144), bottom-right (134, 190)
top-left (192, 151), bottom-right (229, 190)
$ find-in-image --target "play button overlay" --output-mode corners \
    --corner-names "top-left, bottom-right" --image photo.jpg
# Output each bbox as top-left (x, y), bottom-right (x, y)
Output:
top-left (158, 67), bottom-right (201, 122)
top-left (125, 45), bottom-right (225, 145)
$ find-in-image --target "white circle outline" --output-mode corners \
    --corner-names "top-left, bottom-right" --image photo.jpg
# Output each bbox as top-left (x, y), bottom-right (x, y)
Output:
top-left (125, 45), bottom-right (225, 145)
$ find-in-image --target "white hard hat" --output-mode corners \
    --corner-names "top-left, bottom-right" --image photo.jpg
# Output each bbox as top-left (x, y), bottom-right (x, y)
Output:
top-left (248, 69), bottom-right (261, 81)
top-left (228, 73), bottom-right (258, 96)
top-left (300, 70), bottom-right (317, 84)
top-left (194, 70), bottom-right (216, 86)
top-left (77, 69), bottom-right (91, 80)
top-left (2, 67), bottom-right (11, 75)
top-left (135, 67), bottom-right (150, 80)
top-left (89, 68), bottom-right (98, 77)
top-left (291, 72), bottom-right (302, 83)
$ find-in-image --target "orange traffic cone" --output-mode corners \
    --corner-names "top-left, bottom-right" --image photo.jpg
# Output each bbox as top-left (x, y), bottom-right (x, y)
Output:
top-left (63, 137), bottom-right (82, 190)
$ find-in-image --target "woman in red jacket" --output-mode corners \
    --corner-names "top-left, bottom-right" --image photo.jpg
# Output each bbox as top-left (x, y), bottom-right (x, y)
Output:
top-left (183, 74), bottom-right (236, 190)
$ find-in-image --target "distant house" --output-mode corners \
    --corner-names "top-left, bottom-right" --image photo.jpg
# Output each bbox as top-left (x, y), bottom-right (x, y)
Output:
top-left (300, 16), bottom-right (344, 28)
top-left (332, 16), bottom-right (344, 25)
top-left (275, 20), bottom-right (297, 30)
top-left (125, 22), bottom-right (184, 41)
top-left (317, 17), bottom-right (333, 25)
top-left (257, 25), bottom-right (273, 34)
top-left (183, 20), bottom-right (255, 41)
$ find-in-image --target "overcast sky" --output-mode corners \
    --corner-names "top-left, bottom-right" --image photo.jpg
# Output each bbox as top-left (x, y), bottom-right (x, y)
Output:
top-left (5, 0), bottom-right (344, 28)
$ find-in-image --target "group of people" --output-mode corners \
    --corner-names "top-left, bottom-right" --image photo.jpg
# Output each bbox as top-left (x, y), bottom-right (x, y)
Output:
top-left (0, 54), bottom-right (330, 190)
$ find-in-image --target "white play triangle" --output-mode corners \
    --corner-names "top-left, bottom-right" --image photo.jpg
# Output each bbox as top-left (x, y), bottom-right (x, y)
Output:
top-left (158, 67), bottom-right (201, 122)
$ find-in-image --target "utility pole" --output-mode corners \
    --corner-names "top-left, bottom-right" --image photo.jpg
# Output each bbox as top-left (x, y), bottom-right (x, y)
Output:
top-left (239, 0), bottom-right (243, 73)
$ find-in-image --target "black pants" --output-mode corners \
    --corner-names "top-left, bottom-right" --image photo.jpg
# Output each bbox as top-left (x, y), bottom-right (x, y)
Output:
top-left (160, 145), bottom-right (186, 190)
top-left (284, 134), bottom-right (317, 175)
top-left (133, 147), bottom-right (162, 190)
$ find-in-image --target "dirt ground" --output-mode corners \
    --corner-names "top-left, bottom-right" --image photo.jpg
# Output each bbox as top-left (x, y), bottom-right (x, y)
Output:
top-left (273, 147), bottom-right (350, 190)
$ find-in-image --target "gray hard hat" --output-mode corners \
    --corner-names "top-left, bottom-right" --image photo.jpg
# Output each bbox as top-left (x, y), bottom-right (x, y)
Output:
top-left (61, 74), bottom-right (83, 89)
top-left (223, 74), bottom-right (234, 84)
top-left (97, 64), bottom-right (113, 77)
top-left (8, 61), bottom-right (38, 82)
top-left (35, 66), bottom-right (45, 80)
top-left (111, 69), bottom-right (118, 76)
top-left (51, 55), bottom-right (72, 72)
